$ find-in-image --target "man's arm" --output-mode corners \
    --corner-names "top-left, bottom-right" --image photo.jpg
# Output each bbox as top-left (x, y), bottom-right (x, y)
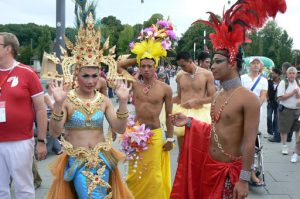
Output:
top-left (233, 92), bottom-right (260, 197)
top-left (105, 97), bottom-right (128, 134)
top-left (200, 72), bottom-right (216, 104)
top-left (259, 90), bottom-right (267, 106)
top-left (162, 85), bottom-right (174, 151)
top-left (32, 94), bottom-right (48, 160)
top-left (242, 93), bottom-right (260, 172)
top-left (173, 72), bottom-right (182, 104)
top-left (164, 85), bottom-right (174, 138)
top-left (117, 58), bottom-right (137, 72)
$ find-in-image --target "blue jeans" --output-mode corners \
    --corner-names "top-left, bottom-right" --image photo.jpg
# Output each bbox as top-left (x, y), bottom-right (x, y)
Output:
top-left (267, 103), bottom-right (280, 141)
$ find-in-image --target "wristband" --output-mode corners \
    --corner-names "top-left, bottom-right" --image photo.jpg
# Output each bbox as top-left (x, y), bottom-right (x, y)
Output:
top-left (239, 170), bottom-right (251, 182)
top-left (186, 117), bottom-right (192, 128)
top-left (166, 137), bottom-right (175, 142)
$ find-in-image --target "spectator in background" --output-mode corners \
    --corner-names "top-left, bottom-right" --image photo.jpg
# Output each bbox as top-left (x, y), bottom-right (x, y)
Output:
top-left (0, 32), bottom-right (47, 198)
top-left (241, 57), bottom-right (268, 186)
top-left (268, 68), bottom-right (282, 142)
top-left (282, 62), bottom-right (295, 142)
top-left (277, 66), bottom-right (300, 155)
top-left (197, 51), bottom-right (211, 70)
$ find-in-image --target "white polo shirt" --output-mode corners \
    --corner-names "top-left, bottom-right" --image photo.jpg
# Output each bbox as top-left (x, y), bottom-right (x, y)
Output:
top-left (241, 74), bottom-right (268, 98)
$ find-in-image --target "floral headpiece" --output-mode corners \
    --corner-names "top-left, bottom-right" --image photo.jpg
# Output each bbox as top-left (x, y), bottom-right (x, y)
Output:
top-left (130, 19), bottom-right (177, 68)
top-left (194, 0), bottom-right (286, 63)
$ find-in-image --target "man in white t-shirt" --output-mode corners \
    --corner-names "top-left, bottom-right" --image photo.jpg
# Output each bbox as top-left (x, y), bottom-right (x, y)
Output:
top-left (277, 66), bottom-right (300, 160)
top-left (241, 57), bottom-right (268, 186)
top-left (241, 57), bottom-right (268, 105)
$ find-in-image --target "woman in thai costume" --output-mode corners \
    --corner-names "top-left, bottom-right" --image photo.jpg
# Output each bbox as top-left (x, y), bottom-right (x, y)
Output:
top-left (45, 13), bottom-right (134, 199)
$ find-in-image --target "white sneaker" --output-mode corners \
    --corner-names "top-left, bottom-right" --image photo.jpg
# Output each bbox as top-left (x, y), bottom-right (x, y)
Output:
top-left (263, 134), bottom-right (272, 138)
top-left (282, 145), bottom-right (289, 155)
top-left (291, 153), bottom-right (298, 163)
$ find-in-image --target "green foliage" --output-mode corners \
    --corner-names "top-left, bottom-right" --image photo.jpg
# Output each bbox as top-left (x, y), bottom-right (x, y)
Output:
top-left (245, 21), bottom-right (293, 67)
top-left (176, 23), bottom-right (214, 58)
top-left (35, 29), bottom-right (52, 61)
top-left (0, 23), bottom-right (55, 63)
top-left (117, 24), bottom-right (134, 54)
top-left (132, 23), bottom-right (143, 39)
top-left (143, 13), bottom-right (163, 28)
top-left (101, 16), bottom-right (124, 51)
top-left (292, 49), bottom-right (300, 65)
top-left (18, 45), bottom-right (33, 65)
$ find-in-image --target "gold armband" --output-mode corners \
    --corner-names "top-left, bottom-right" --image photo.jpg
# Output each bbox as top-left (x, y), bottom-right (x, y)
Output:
top-left (116, 110), bottom-right (129, 119)
top-left (51, 111), bottom-right (64, 121)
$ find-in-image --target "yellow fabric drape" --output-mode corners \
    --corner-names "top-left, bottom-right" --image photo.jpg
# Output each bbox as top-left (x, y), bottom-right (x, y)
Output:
top-left (173, 103), bottom-right (211, 136)
top-left (126, 128), bottom-right (171, 199)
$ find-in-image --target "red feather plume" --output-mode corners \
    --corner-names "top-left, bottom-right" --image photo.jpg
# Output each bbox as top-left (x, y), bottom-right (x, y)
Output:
top-left (193, 0), bottom-right (287, 63)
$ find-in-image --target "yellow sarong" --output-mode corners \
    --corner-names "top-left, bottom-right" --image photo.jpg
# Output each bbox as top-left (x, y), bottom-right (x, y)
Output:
top-left (173, 103), bottom-right (211, 136)
top-left (126, 128), bottom-right (171, 199)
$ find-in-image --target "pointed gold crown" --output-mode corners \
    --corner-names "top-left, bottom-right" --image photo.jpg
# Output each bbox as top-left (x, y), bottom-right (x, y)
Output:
top-left (64, 12), bottom-right (109, 68)
top-left (45, 12), bottom-right (135, 87)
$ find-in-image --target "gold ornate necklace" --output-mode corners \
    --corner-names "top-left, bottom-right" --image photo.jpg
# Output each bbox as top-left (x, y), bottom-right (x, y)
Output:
top-left (67, 89), bottom-right (105, 117)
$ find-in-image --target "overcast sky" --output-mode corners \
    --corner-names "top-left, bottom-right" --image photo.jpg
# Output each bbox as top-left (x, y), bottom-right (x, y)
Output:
top-left (1, 0), bottom-right (299, 49)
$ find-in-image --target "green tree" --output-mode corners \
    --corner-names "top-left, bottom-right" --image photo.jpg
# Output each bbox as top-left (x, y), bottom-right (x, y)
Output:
top-left (101, 16), bottom-right (124, 50)
top-left (176, 22), bottom-right (214, 58)
top-left (35, 29), bottom-right (52, 61)
top-left (117, 24), bottom-right (134, 54)
top-left (132, 23), bottom-right (143, 39)
top-left (143, 13), bottom-right (163, 28)
top-left (292, 49), bottom-right (300, 65)
top-left (18, 45), bottom-right (33, 65)
top-left (246, 21), bottom-right (293, 67)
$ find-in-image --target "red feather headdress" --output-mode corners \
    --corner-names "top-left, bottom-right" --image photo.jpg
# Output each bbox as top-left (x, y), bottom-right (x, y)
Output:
top-left (193, 0), bottom-right (287, 63)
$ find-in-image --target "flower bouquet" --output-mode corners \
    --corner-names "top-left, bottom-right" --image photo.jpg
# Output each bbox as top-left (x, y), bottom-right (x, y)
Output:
top-left (120, 115), bottom-right (154, 162)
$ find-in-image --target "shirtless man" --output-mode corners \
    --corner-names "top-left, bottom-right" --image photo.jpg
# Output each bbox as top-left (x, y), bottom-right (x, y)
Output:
top-left (173, 51), bottom-right (215, 151)
top-left (120, 58), bottom-right (174, 199)
top-left (170, 50), bottom-right (260, 199)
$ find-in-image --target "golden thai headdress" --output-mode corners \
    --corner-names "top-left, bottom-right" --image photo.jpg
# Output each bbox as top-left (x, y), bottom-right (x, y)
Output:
top-left (45, 13), bottom-right (135, 88)
top-left (130, 19), bottom-right (177, 68)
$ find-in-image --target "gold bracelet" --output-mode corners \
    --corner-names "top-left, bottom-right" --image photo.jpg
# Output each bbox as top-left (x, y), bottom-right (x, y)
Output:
top-left (51, 112), bottom-right (63, 121)
top-left (116, 110), bottom-right (129, 119)
top-left (52, 111), bottom-right (64, 117)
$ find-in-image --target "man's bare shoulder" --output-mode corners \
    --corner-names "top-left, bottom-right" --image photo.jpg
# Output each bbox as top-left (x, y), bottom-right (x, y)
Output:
top-left (176, 70), bottom-right (185, 81)
top-left (157, 80), bottom-right (172, 92)
top-left (198, 67), bottom-right (213, 77)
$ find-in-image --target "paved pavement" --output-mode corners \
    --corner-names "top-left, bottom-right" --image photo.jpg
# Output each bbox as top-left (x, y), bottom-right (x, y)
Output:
top-left (12, 77), bottom-right (300, 199)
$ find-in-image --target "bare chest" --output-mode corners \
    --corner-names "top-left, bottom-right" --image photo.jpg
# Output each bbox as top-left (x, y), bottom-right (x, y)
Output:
top-left (134, 84), bottom-right (165, 104)
top-left (179, 74), bottom-right (207, 91)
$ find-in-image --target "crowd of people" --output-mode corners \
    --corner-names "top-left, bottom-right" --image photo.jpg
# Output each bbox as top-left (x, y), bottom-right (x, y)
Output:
top-left (0, 0), bottom-right (292, 199)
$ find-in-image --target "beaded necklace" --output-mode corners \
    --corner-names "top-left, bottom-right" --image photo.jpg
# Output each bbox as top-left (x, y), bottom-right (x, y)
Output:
top-left (141, 80), bottom-right (155, 94)
top-left (210, 86), bottom-right (243, 161)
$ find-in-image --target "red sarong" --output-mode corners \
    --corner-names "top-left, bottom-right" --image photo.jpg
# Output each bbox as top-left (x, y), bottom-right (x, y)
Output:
top-left (170, 119), bottom-right (242, 199)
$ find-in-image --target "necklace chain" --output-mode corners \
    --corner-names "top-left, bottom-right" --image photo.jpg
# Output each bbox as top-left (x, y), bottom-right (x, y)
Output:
top-left (210, 87), bottom-right (243, 161)
top-left (190, 66), bottom-right (199, 80)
